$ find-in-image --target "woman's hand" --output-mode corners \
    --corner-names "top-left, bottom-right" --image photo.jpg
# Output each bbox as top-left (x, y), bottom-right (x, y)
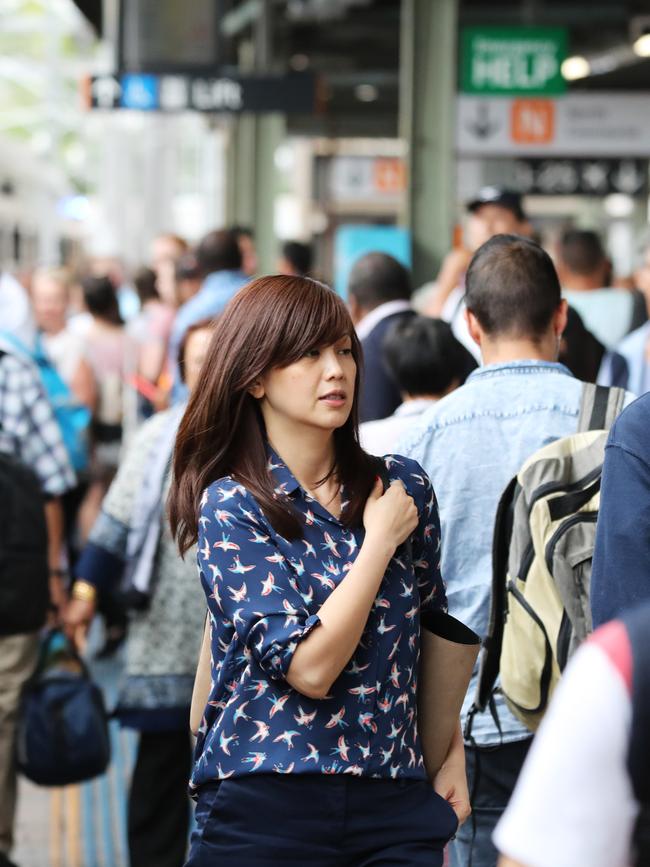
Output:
top-left (433, 723), bottom-right (471, 826)
top-left (363, 477), bottom-right (419, 553)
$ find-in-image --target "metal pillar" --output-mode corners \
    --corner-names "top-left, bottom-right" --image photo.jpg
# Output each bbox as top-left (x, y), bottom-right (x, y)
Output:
top-left (399, 0), bottom-right (458, 287)
top-left (224, 1), bottom-right (285, 274)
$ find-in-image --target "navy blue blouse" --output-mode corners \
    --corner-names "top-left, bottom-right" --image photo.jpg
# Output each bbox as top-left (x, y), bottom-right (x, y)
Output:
top-left (190, 451), bottom-right (447, 793)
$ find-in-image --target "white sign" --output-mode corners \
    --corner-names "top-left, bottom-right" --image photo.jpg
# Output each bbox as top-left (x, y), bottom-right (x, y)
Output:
top-left (457, 93), bottom-right (650, 156)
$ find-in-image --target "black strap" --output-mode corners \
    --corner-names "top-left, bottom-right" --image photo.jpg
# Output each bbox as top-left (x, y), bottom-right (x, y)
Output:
top-left (588, 384), bottom-right (610, 431)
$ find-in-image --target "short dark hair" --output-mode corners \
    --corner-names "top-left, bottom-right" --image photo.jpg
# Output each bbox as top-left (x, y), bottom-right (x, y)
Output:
top-left (382, 316), bottom-right (477, 396)
top-left (81, 275), bottom-right (123, 325)
top-left (465, 234), bottom-right (561, 338)
top-left (196, 229), bottom-right (242, 276)
top-left (347, 252), bottom-right (412, 309)
top-left (133, 265), bottom-right (159, 304)
top-left (282, 240), bottom-right (313, 276)
top-left (559, 230), bottom-right (606, 276)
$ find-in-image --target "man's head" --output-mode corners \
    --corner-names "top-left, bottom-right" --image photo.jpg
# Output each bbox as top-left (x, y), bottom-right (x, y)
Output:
top-left (466, 187), bottom-right (531, 251)
top-left (465, 234), bottom-right (567, 360)
top-left (347, 252), bottom-right (412, 325)
top-left (196, 229), bottom-right (243, 278)
top-left (556, 230), bottom-right (611, 290)
top-left (278, 241), bottom-right (313, 277)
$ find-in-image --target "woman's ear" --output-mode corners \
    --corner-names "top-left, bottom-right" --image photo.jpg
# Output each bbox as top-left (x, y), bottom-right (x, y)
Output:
top-left (248, 380), bottom-right (265, 399)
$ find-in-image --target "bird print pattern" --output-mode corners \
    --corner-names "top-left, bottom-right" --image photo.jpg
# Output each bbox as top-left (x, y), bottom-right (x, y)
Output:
top-left (189, 450), bottom-right (446, 794)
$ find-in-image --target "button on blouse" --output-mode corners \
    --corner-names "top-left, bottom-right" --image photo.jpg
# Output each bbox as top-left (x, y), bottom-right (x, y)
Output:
top-left (190, 451), bottom-right (447, 792)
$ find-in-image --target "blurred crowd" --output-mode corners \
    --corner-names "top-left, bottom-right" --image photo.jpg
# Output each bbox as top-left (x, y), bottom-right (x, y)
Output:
top-left (3, 185), bottom-right (650, 867)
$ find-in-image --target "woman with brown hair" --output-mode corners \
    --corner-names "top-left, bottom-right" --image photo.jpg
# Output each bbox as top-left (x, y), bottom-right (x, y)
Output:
top-left (169, 275), bottom-right (469, 866)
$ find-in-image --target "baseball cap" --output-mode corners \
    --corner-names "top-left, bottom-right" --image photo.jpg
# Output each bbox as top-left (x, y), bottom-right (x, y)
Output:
top-left (467, 187), bottom-right (526, 222)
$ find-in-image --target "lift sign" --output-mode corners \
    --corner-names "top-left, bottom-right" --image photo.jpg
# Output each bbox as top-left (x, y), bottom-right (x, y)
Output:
top-left (460, 27), bottom-right (567, 96)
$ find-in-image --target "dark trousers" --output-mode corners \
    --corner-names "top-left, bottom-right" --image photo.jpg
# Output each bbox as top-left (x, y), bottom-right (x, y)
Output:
top-left (449, 738), bottom-right (532, 867)
top-left (186, 774), bottom-right (458, 867)
top-left (128, 729), bottom-right (193, 867)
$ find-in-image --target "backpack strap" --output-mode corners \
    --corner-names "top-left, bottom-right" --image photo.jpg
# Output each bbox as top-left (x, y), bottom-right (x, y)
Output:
top-left (577, 383), bottom-right (626, 432)
top-left (466, 475), bottom-right (519, 735)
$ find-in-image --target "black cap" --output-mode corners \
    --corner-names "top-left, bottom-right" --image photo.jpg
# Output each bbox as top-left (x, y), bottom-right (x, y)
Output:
top-left (467, 187), bottom-right (526, 222)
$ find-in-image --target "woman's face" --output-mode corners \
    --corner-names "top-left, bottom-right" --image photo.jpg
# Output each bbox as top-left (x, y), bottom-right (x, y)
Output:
top-left (252, 335), bottom-right (357, 435)
top-left (31, 275), bottom-right (68, 334)
top-left (184, 327), bottom-right (213, 393)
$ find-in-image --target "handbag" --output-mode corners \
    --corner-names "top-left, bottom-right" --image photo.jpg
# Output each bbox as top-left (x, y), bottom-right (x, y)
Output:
top-left (190, 614), bottom-right (211, 736)
top-left (16, 629), bottom-right (111, 786)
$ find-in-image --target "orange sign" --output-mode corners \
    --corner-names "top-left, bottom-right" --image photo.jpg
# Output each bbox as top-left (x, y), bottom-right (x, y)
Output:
top-left (373, 159), bottom-right (406, 194)
top-left (511, 99), bottom-right (555, 144)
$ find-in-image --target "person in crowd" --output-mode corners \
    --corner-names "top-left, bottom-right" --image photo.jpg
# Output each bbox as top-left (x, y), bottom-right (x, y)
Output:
top-left (347, 252), bottom-right (414, 423)
top-left (425, 188), bottom-right (532, 358)
top-left (31, 267), bottom-right (96, 566)
top-left (233, 225), bottom-right (259, 277)
top-left (168, 275), bottom-right (469, 866)
top-left (598, 316), bottom-right (650, 394)
top-left (495, 602), bottom-right (649, 867)
top-left (64, 319), bottom-right (213, 867)
top-left (0, 332), bottom-right (75, 867)
top-left (591, 392), bottom-right (650, 628)
top-left (277, 240), bottom-right (313, 277)
top-left (77, 275), bottom-right (130, 655)
top-left (150, 232), bottom-right (189, 308)
top-left (174, 252), bottom-right (202, 306)
top-left (89, 256), bottom-right (140, 322)
top-left (360, 317), bottom-right (476, 456)
top-left (398, 234), bottom-right (591, 867)
top-left (0, 269), bottom-right (35, 346)
top-left (124, 265), bottom-right (175, 430)
top-left (168, 228), bottom-right (248, 403)
top-left (558, 305), bottom-right (608, 384)
top-left (30, 267), bottom-right (96, 410)
top-left (557, 229), bottom-right (646, 351)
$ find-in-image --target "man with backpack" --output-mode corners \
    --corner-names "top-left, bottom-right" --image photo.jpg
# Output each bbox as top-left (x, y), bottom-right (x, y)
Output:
top-left (399, 234), bottom-right (609, 867)
top-left (0, 334), bottom-right (75, 867)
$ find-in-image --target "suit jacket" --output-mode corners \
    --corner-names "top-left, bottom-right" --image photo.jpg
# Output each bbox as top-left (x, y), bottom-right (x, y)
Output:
top-left (359, 309), bottom-right (415, 423)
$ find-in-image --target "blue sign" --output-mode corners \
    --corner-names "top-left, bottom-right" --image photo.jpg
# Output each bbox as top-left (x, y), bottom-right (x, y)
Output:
top-left (120, 74), bottom-right (159, 110)
top-left (334, 225), bottom-right (411, 298)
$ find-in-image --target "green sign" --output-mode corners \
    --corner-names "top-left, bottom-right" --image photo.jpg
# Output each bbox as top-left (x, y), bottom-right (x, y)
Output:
top-left (460, 26), bottom-right (567, 96)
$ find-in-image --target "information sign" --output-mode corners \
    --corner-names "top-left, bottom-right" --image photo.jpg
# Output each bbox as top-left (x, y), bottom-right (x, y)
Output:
top-left (460, 27), bottom-right (567, 96)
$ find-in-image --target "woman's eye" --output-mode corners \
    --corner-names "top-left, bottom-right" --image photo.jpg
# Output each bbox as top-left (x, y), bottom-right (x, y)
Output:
top-left (338, 348), bottom-right (353, 356)
top-left (304, 348), bottom-right (320, 358)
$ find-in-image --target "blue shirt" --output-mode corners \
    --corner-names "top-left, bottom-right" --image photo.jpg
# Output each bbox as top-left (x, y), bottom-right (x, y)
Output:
top-left (398, 360), bottom-right (584, 746)
top-left (190, 451), bottom-right (446, 792)
top-left (169, 269), bottom-right (248, 403)
top-left (592, 393), bottom-right (650, 628)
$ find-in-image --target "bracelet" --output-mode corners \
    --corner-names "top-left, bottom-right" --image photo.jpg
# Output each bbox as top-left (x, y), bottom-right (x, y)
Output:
top-left (71, 580), bottom-right (97, 604)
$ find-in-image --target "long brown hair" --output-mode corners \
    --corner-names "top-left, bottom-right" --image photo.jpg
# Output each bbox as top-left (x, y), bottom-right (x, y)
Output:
top-left (169, 274), bottom-right (376, 555)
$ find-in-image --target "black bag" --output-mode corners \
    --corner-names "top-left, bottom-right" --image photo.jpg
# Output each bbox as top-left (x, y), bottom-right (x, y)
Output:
top-left (16, 630), bottom-right (111, 786)
top-left (0, 349), bottom-right (50, 635)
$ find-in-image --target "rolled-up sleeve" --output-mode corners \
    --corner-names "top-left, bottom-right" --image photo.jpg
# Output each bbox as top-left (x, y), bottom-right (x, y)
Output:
top-left (409, 465), bottom-right (447, 616)
top-left (199, 484), bottom-right (321, 681)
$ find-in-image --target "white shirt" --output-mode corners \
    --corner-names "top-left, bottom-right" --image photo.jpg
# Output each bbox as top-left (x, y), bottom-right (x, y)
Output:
top-left (40, 329), bottom-right (87, 386)
top-left (360, 399), bottom-right (438, 456)
top-left (355, 300), bottom-right (412, 341)
top-left (494, 642), bottom-right (637, 867)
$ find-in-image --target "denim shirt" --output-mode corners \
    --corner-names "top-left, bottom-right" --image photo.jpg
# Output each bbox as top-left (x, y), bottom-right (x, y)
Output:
top-left (190, 450), bottom-right (447, 792)
top-left (398, 360), bottom-right (583, 746)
